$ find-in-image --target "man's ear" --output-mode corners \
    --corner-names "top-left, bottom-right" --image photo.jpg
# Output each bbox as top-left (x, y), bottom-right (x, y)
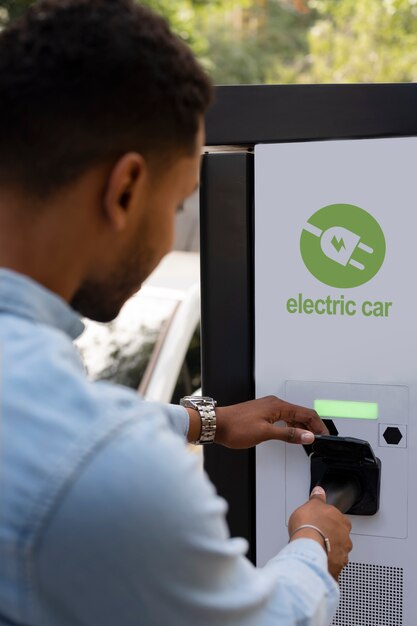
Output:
top-left (103, 152), bottom-right (145, 232)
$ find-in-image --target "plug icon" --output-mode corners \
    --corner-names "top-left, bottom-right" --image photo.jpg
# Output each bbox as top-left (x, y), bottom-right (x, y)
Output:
top-left (303, 223), bottom-right (373, 270)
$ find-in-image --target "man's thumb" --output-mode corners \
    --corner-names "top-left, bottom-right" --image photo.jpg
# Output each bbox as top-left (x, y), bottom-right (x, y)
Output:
top-left (310, 485), bottom-right (326, 503)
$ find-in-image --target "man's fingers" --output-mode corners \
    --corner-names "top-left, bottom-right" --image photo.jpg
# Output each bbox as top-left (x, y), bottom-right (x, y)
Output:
top-left (279, 403), bottom-right (329, 436)
top-left (310, 485), bottom-right (327, 503)
top-left (270, 425), bottom-right (315, 445)
top-left (296, 409), bottom-right (329, 435)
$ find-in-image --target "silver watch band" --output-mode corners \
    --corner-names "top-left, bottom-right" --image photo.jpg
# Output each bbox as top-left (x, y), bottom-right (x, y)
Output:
top-left (196, 402), bottom-right (217, 445)
top-left (180, 396), bottom-right (217, 445)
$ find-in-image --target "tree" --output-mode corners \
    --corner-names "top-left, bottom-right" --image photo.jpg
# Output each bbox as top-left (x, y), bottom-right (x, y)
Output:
top-left (140, 0), bottom-right (208, 56)
top-left (194, 0), bottom-right (313, 84)
top-left (2, 0), bottom-right (417, 85)
top-left (0, 0), bottom-right (312, 84)
top-left (300, 0), bottom-right (417, 82)
top-left (143, 0), bottom-right (313, 85)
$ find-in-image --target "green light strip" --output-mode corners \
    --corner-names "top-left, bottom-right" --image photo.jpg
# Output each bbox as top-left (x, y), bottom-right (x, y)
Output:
top-left (314, 399), bottom-right (378, 420)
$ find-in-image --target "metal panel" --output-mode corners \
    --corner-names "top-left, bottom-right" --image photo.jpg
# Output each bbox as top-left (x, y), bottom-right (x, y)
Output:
top-left (206, 84), bottom-right (417, 146)
top-left (333, 563), bottom-right (404, 626)
top-left (200, 151), bottom-right (256, 562)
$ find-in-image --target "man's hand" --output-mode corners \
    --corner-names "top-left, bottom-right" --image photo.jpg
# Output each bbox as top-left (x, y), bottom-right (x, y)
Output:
top-left (212, 396), bottom-right (329, 449)
top-left (288, 486), bottom-right (353, 581)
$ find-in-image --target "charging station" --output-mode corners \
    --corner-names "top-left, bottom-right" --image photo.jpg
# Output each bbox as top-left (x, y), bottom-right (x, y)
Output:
top-left (201, 84), bottom-right (417, 626)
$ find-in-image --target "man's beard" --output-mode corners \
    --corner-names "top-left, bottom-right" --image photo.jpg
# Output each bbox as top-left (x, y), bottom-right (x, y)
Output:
top-left (71, 245), bottom-right (150, 323)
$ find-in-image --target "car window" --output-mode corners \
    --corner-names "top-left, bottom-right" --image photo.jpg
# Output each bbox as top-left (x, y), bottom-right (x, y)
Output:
top-left (171, 324), bottom-right (202, 405)
top-left (76, 288), bottom-right (179, 390)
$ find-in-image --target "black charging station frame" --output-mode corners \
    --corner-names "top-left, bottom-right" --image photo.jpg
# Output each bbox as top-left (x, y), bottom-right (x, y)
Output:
top-left (200, 83), bottom-right (417, 564)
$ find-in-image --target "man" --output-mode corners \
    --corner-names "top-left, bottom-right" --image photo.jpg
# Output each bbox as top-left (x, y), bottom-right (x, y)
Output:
top-left (0, 1), bottom-right (352, 625)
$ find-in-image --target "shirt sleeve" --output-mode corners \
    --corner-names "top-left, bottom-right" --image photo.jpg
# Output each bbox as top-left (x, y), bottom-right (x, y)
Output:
top-left (164, 403), bottom-right (190, 438)
top-left (33, 417), bottom-right (338, 626)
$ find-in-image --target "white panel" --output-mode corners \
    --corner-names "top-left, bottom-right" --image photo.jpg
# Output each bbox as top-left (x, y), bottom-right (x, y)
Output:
top-left (255, 138), bottom-right (417, 624)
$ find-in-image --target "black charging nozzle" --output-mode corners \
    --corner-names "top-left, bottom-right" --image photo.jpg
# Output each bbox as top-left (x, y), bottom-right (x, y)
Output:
top-left (309, 435), bottom-right (381, 515)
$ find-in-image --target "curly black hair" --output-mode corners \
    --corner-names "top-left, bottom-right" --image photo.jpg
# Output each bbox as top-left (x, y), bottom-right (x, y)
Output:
top-left (0, 0), bottom-right (213, 197)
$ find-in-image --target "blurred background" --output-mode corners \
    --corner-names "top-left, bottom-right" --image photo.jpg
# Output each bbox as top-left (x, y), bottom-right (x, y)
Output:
top-left (3, 0), bottom-right (417, 85)
top-left (3, 0), bottom-right (416, 404)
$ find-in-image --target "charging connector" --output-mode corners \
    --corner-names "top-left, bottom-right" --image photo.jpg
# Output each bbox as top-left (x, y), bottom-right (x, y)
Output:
top-left (304, 222), bottom-right (373, 270)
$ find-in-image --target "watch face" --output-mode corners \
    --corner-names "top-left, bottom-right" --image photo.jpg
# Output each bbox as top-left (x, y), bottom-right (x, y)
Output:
top-left (180, 396), bottom-right (198, 408)
top-left (180, 396), bottom-right (214, 407)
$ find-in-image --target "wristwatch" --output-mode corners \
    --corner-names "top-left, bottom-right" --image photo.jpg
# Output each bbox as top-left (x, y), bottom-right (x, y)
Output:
top-left (180, 396), bottom-right (217, 444)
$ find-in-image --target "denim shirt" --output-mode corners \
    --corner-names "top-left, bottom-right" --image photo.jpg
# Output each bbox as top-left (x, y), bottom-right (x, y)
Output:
top-left (0, 269), bottom-right (338, 626)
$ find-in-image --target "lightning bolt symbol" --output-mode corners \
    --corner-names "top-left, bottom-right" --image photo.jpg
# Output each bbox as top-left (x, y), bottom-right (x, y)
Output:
top-left (331, 236), bottom-right (346, 252)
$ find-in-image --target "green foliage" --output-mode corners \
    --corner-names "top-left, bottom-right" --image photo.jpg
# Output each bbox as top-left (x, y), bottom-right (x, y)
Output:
top-left (137, 1), bottom-right (312, 83)
top-left (142, 0), bottom-right (417, 84)
top-left (1, 0), bottom-right (417, 84)
top-left (197, 0), bottom-right (313, 84)
top-left (140, 0), bottom-right (207, 55)
top-left (302, 0), bottom-right (417, 82)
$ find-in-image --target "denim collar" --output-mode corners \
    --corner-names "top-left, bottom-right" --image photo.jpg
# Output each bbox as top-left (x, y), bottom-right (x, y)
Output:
top-left (0, 269), bottom-right (85, 340)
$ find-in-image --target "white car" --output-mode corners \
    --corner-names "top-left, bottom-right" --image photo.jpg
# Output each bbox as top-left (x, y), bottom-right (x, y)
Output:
top-left (76, 251), bottom-right (201, 404)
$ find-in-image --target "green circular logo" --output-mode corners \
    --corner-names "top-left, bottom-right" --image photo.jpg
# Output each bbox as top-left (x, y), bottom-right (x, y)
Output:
top-left (300, 204), bottom-right (386, 288)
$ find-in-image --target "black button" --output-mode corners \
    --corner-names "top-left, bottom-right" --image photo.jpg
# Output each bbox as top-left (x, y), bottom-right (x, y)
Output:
top-left (383, 426), bottom-right (403, 445)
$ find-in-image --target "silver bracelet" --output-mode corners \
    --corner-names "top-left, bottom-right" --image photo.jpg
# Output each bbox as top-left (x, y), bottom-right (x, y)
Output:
top-left (289, 524), bottom-right (331, 554)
